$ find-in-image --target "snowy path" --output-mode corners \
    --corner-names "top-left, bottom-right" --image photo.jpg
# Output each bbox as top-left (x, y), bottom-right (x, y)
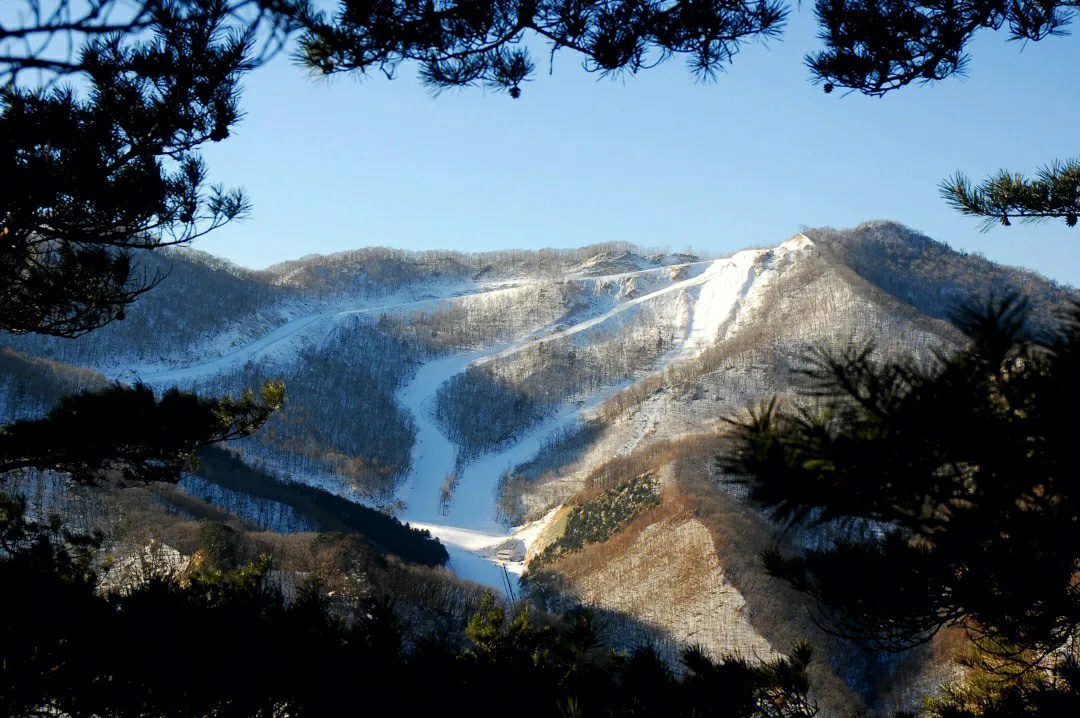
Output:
top-left (392, 250), bottom-right (774, 587)
top-left (390, 331), bottom-right (628, 590)
top-left (679, 248), bottom-right (764, 356)
top-left (391, 284), bottom-right (665, 589)
top-left (129, 289), bottom-right (480, 386)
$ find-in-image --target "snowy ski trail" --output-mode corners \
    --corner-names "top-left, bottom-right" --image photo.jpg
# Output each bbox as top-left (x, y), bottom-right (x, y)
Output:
top-left (106, 246), bottom-right (818, 593)
top-left (472, 254), bottom-right (759, 367)
top-left (124, 261), bottom-right (713, 388)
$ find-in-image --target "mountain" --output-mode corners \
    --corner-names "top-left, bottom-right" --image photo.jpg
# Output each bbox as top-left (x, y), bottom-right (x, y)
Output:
top-left (2, 221), bottom-right (1073, 716)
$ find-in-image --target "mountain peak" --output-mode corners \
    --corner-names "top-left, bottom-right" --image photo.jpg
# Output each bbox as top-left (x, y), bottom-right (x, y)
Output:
top-left (781, 233), bottom-right (815, 252)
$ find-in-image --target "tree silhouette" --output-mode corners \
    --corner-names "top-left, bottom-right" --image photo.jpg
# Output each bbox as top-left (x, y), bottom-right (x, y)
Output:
top-left (0, 383), bottom-right (282, 485)
top-left (801, 0), bottom-right (1079, 227)
top-left (723, 296), bottom-right (1080, 707)
top-left (2, 1), bottom-right (283, 337)
top-left (1, 1), bottom-right (290, 484)
top-left (296, 0), bottom-right (1078, 223)
top-left (297, 0), bottom-right (788, 97)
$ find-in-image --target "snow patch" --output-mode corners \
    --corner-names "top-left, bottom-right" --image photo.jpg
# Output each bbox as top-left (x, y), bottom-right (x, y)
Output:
top-left (680, 249), bottom-right (767, 356)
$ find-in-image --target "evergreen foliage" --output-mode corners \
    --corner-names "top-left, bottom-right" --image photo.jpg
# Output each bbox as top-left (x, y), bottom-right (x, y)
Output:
top-left (1, 1), bottom-right (291, 491)
top-left (0, 382), bottom-right (282, 484)
top-left (942, 161), bottom-right (1080, 230)
top-left (808, 0), bottom-right (1076, 97)
top-left (722, 296), bottom-right (1080, 709)
top-left (803, 0), bottom-right (1079, 227)
top-left (192, 447), bottom-right (449, 566)
top-left (924, 637), bottom-right (1080, 717)
top-left (4, 1), bottom-right (1077, 713)
top-left (297, 0), bottom-right (788, 97)
top-left (0, 496), bottom-right (818, 717)
top-left (533, 472), bottom-right (660, 566)
top-left (2, 1), bottom-right (258, 338)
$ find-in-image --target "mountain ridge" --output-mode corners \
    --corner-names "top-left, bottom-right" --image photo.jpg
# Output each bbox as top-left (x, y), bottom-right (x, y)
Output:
top-left (2, 222), bottom-right (1070, 504)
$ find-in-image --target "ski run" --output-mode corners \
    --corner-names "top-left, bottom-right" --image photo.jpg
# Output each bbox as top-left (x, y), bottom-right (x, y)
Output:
top-left (115, 237), bottom-right (815, 593)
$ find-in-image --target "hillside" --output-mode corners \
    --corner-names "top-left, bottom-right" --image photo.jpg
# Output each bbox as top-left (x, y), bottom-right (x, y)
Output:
top-left (1, 221), bottom-right (1072, 715)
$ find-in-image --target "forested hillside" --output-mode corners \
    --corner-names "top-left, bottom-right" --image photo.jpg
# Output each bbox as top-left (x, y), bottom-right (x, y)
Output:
top-left (810, 222), bottom-right (1073, 330)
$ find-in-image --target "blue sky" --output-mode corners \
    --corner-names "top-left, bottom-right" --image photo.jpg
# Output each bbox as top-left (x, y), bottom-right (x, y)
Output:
top-left (195, 9), bottom-right (1080, 286)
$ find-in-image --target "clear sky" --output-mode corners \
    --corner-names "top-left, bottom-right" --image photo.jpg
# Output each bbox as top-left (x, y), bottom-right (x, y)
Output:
top-left (194, 9), bottom-right (1080, 286)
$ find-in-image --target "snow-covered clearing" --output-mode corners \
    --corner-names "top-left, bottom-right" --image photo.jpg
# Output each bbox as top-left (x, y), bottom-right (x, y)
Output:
top-left (676, 234), bottom-right (814, 358)
top-left (680, 250), bottom-right (763, 356)
top-left (122, 286), bottom-right (479, 386)
top-left (472, 258), bottom-right (745, 367)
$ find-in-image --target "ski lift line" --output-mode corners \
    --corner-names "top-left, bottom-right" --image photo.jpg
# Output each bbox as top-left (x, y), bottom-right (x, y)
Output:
top-left (502, 564), bottom-right (517, 605)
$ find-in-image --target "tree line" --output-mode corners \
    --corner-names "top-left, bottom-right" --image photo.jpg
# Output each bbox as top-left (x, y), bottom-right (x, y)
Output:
top-left (1, 490), bottom-right (818, 718)
top-left (189, 446), bottom-right (448, 566)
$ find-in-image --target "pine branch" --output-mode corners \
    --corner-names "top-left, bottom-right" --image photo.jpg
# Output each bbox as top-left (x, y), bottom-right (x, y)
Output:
top-left (297, 0), bottom-right (788, 97)
top-left (808, 0), bottom-right (1078, 97)
top-left (941, 160), bottom-right (1080, 230)
top-left (0, 381), bottom-right (284, 485)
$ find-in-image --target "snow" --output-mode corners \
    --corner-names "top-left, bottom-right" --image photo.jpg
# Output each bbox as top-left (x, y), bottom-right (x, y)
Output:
top-left (574, 250), bottom-right (657, 276)
top-left (101, 245), bottom-right (815, 595)
top-left (132, 306), bottom-right (342, 385)
top-left (113, 282), bottom-right (482, 385)
top-left (473, 260), bottom-right (736, 368)
top-left (782, 233), bottom-right (815, 252)
top-left (393, 338), bottom-right (631, 590)
top-left (393, 346), bottom-right (505, 526)
top-left (676, 235), bottom-right (816, 359)
top-left (512, 506), bottom-right (562, 559)
top-left (384, 258), bottom-right (717, 590)
top-left (680, 249), bottom-right (765, 356)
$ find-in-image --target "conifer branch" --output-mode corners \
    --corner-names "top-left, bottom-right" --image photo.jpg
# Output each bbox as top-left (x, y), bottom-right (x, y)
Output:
top-left (0, 382), bottom-right (284, 485)
top-left (941, 160), bottom-right (1080, 230)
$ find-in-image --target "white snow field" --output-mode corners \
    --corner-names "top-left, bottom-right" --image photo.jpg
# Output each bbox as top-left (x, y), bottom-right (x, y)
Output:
top-left (113, 239), bottom-right (816, 594)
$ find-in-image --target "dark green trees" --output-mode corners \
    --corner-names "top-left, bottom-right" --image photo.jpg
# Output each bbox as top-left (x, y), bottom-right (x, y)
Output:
top-left (4, 1), bottom-right (254, 338)
top-left (802, 0), bottom-right (1080, 227)
top-left (723, 297), bottom-right (1080, 707)
top-left (0, 383), bottom-right (282, 485)
top-left (297, 0), bottom-right (788, 96)
top-left (1, 2), bottom-right (286, 484)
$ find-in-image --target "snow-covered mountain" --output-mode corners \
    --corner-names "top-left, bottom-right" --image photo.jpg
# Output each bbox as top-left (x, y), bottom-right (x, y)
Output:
top-left (2, 221), bottom-right (1074, 715)
top-left (3, 221), bottom-right (1070, 555)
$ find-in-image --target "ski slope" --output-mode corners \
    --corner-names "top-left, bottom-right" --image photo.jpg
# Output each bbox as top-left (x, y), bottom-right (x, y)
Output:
top-left (111, 241), bottom-right (816, 594)
top-left (123, 261), bottom-right (713, 387)
top-left (387, 246), bottom-right (820, 590)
